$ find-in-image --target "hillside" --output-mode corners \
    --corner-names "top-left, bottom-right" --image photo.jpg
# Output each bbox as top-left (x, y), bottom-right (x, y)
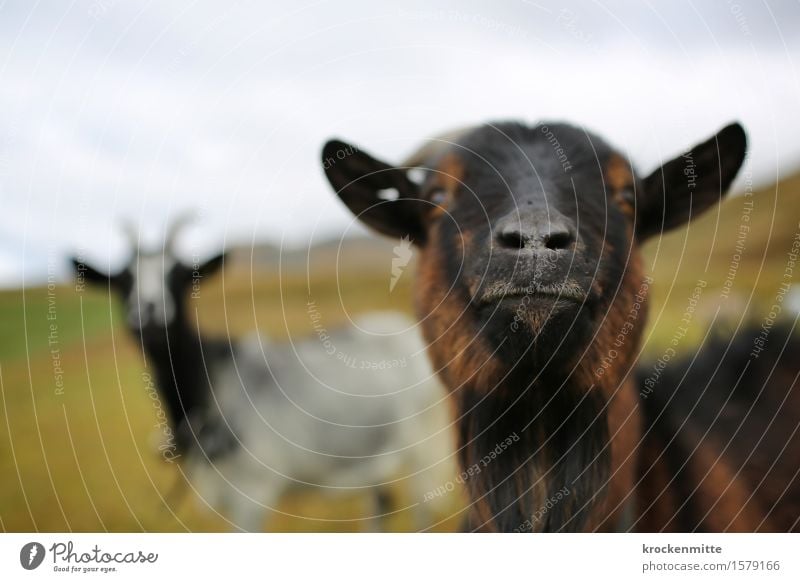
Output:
top-left (642, 170), bottom-right (800, 349)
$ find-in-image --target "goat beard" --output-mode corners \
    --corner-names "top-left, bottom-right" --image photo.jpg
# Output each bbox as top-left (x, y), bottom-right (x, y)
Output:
top-left (456, 366), bottom-right (611, 532)
top-left (479, 297), bottom-right (598, 371)
top-left (415, 283), bottom-right (611, 531)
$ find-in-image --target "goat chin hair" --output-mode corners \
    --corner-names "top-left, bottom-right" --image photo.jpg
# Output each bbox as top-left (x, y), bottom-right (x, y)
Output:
top-left (456, 378), bottom-right (610, 533)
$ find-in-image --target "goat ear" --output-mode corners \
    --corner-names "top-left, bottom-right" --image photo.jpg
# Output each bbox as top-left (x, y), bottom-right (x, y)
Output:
top-left (322, 139), bottom-right (427, 243)
top-left (71, 257), bottom-right (112, 284)
top-left (197, 252), bottom-right (227, 277)
top-left (638, 122), bottom-right (747, 240)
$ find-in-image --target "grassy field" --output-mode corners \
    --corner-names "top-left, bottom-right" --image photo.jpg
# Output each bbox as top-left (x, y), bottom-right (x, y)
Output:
top-left (1, 171), bottom-right (798, 532)
top-left (0, 266), bottom-right (468, 532)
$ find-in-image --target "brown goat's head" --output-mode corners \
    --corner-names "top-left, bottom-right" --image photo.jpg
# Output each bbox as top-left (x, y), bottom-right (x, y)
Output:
top-left (323, 122), bottom-right (745, 380)
top-left (322, 121), bottom-right (746, 530)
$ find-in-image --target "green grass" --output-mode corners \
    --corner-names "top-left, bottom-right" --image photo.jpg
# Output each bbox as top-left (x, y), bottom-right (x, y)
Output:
top-left (0, 285), bottom-right (113, 361)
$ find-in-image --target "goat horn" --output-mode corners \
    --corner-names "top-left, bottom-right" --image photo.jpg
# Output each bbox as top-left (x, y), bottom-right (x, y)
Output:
top-left (119, 219), bottom-right (141, 254)
top-left (164, 211), bottom-right (197, 252)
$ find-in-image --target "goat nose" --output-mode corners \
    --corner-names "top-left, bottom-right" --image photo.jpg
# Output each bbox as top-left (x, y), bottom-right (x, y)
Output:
top-left (541, 225), bottom-right (575, 251)
top-left (495, 216), bottom-right (575, 252)
top-left (139, 302), bottom-right (157, 324)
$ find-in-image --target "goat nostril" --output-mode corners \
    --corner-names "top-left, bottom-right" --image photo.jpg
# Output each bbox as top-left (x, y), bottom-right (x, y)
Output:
top-left (543, 230), bottom-right (573, 250)
top-left (497, 231), bottom-right (526, 250)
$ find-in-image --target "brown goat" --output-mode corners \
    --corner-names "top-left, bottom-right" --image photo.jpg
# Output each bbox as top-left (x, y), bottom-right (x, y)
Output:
top-left (320, 121), bottom-right (797, 532)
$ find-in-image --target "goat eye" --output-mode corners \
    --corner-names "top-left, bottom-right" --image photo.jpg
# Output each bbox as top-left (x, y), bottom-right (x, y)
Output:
top-left (616, 187), bottom-right (635, 208)
top-left (429, 189), bottom-right (447, 206)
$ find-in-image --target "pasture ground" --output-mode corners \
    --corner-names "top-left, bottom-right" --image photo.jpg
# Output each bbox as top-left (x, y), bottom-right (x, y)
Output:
top-left (1, 172), bottom-right (798, 531)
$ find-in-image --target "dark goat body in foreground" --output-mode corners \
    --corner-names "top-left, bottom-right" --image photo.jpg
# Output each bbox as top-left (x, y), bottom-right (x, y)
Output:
top-left (637, 321), bottom-right (800, 531)
top-left (320, 119), bottom-right (798, 532)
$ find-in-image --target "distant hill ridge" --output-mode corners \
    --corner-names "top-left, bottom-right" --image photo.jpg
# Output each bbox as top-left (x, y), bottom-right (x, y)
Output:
top-left (226, 169), bottom-right (800, 286)
top-left (229, 234), bottom-right (406, 275)
top-left (644, 169), bottom-right (800, 279)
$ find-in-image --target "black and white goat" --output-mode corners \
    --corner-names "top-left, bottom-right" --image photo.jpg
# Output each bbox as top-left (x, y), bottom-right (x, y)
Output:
top-left (72, 219), bottom-right (455, 531)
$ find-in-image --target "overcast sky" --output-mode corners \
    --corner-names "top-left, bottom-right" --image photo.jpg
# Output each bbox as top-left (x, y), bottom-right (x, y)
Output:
top-left (1, 0), bottom-right (798, 286)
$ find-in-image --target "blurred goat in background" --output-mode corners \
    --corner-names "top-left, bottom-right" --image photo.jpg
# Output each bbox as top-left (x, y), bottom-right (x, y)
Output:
top-left (72, 217), bottom-right (457, 532)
